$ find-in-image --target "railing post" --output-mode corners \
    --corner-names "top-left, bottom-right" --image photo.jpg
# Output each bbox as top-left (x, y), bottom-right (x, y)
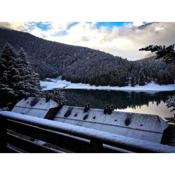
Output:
top-left (0, 117), bottom-right (7, 153)
top-left (90, 138), bottom-right (103, 153)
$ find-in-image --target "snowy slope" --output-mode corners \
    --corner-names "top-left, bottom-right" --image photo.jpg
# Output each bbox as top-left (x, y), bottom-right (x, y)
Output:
top-left (40, 79), bottom-right (175, 92)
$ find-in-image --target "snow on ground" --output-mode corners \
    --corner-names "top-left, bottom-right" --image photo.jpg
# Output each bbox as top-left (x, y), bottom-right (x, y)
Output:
top-left (40, 78), bottom-right (175, 92)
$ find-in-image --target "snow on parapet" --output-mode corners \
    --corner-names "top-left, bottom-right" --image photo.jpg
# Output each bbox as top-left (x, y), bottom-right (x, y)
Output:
top-left (54, 105), bottom-right (168, 143)
top-left (12, 97), bottom-right (58, 118)
top-left (11, 97), bottom-right (168, 143)
top-left (40, 79), bottom-right (175, 92)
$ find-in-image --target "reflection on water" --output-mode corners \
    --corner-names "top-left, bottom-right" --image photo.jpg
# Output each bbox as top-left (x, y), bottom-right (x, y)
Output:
top-left (63, 89), bottom-right (175, 119)
top-left (117, 101), bottom-right (174, 118)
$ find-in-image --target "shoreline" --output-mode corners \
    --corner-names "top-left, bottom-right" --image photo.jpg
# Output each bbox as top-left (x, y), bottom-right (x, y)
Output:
top-left (40, 79), bottom-right (175, 92)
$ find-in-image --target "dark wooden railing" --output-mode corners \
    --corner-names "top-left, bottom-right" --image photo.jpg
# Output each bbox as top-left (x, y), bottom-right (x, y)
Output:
top-left (1, 111), bottom-right (175, 153)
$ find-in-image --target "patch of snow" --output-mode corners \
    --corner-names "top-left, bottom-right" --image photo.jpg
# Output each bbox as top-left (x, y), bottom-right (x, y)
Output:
top-left (40, 79), bottom-right (175, 92)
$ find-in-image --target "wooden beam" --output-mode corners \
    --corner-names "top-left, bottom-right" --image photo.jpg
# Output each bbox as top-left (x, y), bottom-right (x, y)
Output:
top-left (7, 132), bottom-right (59, 153)
top-left (0, 117), bottom-right (7, 153)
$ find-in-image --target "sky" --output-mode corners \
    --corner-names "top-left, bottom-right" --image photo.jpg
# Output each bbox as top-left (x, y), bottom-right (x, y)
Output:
top-left (0, 22), bottom-right (175, 60)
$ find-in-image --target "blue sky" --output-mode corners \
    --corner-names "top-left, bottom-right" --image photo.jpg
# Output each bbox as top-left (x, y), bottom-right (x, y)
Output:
top-left (35, 22), bottom-right (52, 31)
top-left (33, 22), bottom-right (132, 32)
top-left (96, 22), bottom-right (132, 28)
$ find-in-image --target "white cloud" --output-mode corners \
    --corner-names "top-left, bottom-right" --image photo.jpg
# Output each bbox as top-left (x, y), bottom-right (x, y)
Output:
top-left (0, 22), bottom-right (175, 60)
top-left (132, 21), bottom-right (145, 26)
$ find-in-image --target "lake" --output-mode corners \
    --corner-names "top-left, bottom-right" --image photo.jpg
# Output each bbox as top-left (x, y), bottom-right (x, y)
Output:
top-left (63, 89), bottom-right (175, 119)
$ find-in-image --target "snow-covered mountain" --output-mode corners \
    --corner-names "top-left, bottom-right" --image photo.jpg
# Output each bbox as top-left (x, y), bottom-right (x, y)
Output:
top-left (0, 27), bottom-right (174, 86)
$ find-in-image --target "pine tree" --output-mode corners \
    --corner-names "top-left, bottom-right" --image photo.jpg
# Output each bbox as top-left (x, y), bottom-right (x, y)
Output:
top-left (139, 44), bottom-right (175, 64)
top-left (0, 43), bottom-right (17, 100)
top-left (16, 48), bottom-right (41, 97)
top-left (0, 43), bottom-right (41, 105)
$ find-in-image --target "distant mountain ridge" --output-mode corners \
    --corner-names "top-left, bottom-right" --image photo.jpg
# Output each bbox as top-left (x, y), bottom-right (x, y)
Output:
top-left (0, 27), bottom-right (125, 78)
top-left (0, 27), bottom-right (174, 86)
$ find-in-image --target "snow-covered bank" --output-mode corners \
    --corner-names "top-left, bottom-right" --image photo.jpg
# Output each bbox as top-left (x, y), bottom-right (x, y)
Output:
top-left (40, 78), bottom-right (175, 92)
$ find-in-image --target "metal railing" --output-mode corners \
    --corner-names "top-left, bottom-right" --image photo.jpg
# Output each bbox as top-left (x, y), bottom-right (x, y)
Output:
top-left (0, 111), bottom-right (175, 153)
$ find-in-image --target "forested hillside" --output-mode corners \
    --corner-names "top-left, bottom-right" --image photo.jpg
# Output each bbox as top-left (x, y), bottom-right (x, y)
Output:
top-left (0, 27), bottom-right (174, 86)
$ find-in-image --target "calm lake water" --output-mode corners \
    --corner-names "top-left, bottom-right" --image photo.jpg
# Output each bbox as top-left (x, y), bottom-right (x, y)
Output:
top-left (63, 89), bottom-right (175, 119)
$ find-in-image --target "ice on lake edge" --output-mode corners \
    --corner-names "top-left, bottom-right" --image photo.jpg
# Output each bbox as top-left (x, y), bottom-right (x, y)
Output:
top-left (40, 78), bottom-right (175, 92)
